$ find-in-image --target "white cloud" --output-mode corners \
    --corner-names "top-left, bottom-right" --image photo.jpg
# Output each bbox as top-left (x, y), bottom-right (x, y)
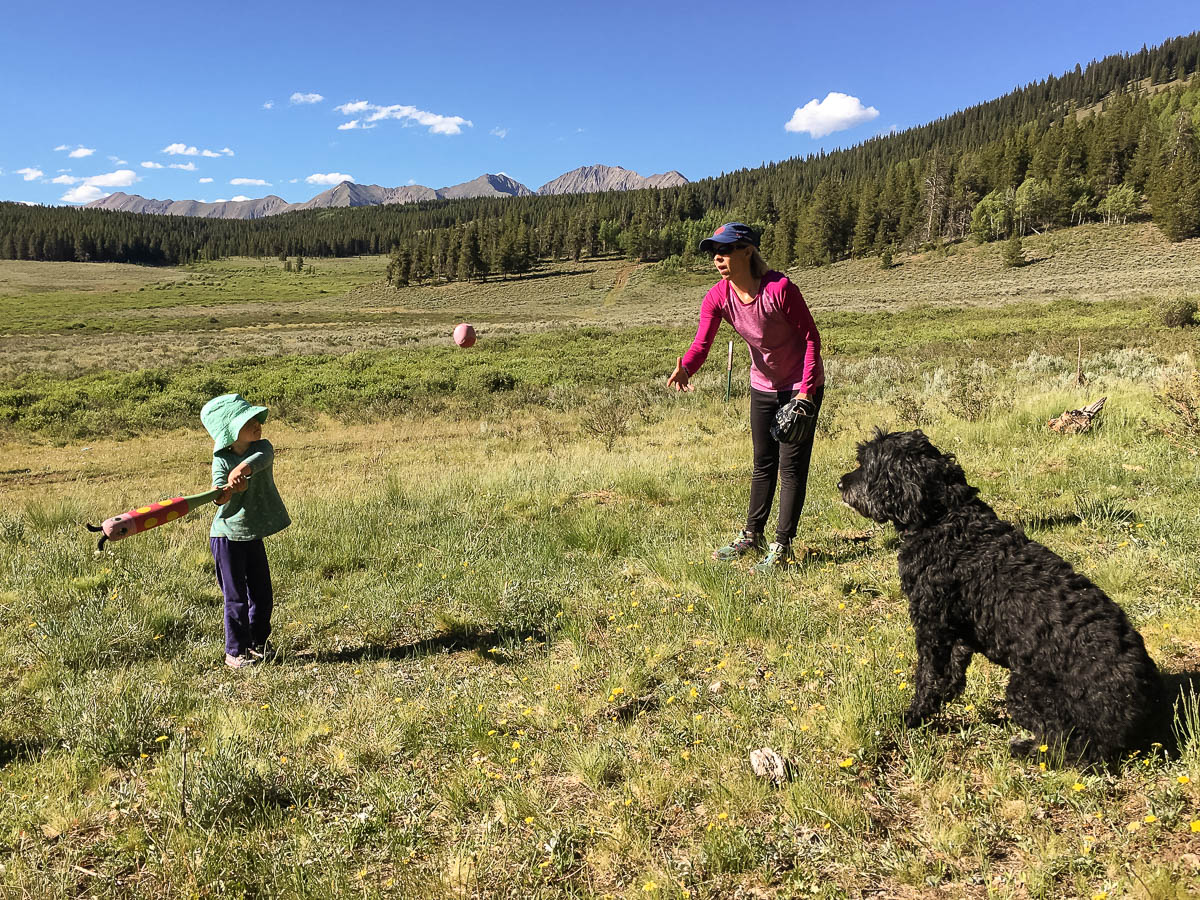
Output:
top-left (337, 120), bottom-right (360, 130)
top-left (61, 184), bottom-right (108, 203)
top-left (57, 168), bottom-right (138, 202)
top-left (290, 92), bottom-right (324, 104)
top-left (162, 142), bottom-right (232, 159)
top-left (84, 169), bottom-right (137, 187)
top-left (68, 147), bottom-right (95, 158)
top-left (215, 198), bottom-right (227, 202)
top-left (490, 127), bottom-right (508, 139)
top-left (305, 172), bottom-right (354, 185)
top-left (370, 104), bottom-right (471, 135)
top-left (141, 161), bottom-right (164, 168)
top-left (58, 168), bottom-right (139, 200)
top-left (288, 178), bottom-right (298, 183)
top-left (16, 167), bottom-right (43, 181)
top-left (54, 144), bottom-right (69, 152)
top-left (169, 162), bottom-right (197, 171)
top-left (199, 177), bottom-right (213, 183)
top-left (784, 92), bottom-right (879, 138)
top-left (263, 100), bottom-right (274, 109)
top-left (336, 99), bottom-right (472, 135)
top-left (230, 195), bottom-right (251, 201)
top-left (108, 155), bottom-right (127, 165)
top-left (230, 177), bottom-right (270, 186)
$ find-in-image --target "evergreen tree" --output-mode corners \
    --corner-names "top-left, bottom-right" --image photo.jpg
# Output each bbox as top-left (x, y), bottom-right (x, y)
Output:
top-left (457, 224), bottom-right (485, 281)
top-left (1002, 232), bottom-right (1025, 267)
top-left (795, 177), bottom-right (843, 266)
top-left (851, 184), bottom-right (878, 257)
top-left (1151, 110), bottom-right (1200, 241)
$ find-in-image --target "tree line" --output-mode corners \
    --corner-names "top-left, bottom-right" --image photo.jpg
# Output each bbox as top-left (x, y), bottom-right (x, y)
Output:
top-left (2, 32), bottom-right (1200, 277)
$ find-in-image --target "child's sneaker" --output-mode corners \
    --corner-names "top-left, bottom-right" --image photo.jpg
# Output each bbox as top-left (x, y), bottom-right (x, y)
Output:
top-left (225, 653), bottom-right (258, 669)
top-left (713, 529), bottom-right (763, 562)
top-left (753, 541), bottom-right (794, 573)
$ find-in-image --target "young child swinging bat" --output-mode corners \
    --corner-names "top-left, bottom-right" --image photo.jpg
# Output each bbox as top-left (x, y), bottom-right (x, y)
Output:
top-left (201, 393), bottom-right (291, 670)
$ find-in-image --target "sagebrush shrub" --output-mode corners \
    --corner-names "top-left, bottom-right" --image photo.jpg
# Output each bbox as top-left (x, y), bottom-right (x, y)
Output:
top-left (944, 360), bottom-right (998, 422)
top-left (1156, 369), bottom-right (1200, 445)
top-left (1158, 298), bottom-right (1198, 328)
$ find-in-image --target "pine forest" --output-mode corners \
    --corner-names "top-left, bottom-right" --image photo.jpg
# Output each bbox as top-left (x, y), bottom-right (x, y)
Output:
top-left (3, 33), bottom-right (1200, 285)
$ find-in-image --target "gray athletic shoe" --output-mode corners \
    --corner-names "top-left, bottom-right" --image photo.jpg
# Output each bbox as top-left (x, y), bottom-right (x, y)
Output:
top-left (713, 529), bottom-right (763, 562)
top-left (225, 653), bottom-right (259, 670)
top-left (753, 541), bottom-right (794, 573)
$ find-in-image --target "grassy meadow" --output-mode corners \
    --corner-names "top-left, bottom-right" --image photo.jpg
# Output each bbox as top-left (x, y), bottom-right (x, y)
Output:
top-left (1, 223), bottom-right (1199, 898)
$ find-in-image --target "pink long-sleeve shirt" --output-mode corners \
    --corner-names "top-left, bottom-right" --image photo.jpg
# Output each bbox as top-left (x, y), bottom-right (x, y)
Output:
top-left (680, 271), bottom-right (824, 394)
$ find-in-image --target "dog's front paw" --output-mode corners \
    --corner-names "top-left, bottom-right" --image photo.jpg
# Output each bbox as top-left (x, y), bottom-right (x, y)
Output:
top-left (1007, 735), bottom-right (1038, 759)
top-left (903, 707), bottom-right (928, 729)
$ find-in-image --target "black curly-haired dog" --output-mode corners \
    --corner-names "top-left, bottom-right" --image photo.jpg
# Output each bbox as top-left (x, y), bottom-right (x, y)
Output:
top-left (838, 429), bottom-right (1165, 764)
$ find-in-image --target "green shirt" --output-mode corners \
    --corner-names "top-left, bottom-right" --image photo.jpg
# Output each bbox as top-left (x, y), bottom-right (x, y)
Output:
top-left (210, 439), bottom-right (291, 541)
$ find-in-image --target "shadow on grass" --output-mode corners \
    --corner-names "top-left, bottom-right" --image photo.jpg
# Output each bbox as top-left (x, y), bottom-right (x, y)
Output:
top-left (801, 542), bottom-right (881, 566)
top-left (0, 735), bottom-right (48, 768)
top-left (1018, 512), bottom-right (1084, 531)
top-left (1162, 669), bottom-right (1200, 758)
top-left (295, 623), bottom-right (548, 666)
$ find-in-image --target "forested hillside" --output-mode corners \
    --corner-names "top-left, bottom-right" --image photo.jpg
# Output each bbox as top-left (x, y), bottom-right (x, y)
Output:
top-left (3, 32), bottom-right (1200, 279)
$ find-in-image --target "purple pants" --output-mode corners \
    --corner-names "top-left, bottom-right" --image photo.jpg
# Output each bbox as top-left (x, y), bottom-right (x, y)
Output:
top-left (211, 537), bottom-right (273, 657)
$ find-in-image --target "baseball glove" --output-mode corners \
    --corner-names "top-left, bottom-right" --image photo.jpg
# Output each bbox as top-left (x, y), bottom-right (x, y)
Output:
top-left (770, 396), bottom-right (818, 444)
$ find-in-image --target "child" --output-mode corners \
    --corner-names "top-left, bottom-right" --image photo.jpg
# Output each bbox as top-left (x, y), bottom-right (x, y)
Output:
top-left (200, 393), bottom-right (291, 669)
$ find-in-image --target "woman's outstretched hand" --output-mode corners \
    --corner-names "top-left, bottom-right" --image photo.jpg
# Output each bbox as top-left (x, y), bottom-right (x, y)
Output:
top-left (667, 357), bottom-right (694, 392)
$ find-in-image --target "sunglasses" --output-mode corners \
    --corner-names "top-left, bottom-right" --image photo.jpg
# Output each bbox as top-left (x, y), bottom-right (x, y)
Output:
top-left (711, 243), bottom-right (746, 256)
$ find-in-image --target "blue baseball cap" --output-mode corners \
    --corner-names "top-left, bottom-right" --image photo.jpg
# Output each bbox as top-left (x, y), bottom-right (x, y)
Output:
top-left (699, 222), bottom-right (760, 253)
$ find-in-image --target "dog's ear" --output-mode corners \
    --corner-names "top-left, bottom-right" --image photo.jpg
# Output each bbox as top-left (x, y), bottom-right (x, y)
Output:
top-left (862, 430), bottom-right (977, 529)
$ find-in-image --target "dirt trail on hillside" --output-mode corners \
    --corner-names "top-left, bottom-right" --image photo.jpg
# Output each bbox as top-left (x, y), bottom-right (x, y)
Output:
top-left (608, 264), bottom-right (640, 295)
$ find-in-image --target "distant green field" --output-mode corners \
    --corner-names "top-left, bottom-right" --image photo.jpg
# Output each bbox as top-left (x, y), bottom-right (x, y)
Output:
top-left (3, 222), bottom-right (1200, 380)
top-left (1, 295), bottom-right (1196, 442)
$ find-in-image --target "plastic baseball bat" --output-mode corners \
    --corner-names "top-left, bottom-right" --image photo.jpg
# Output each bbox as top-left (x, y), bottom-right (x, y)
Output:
top-left (87, 489), bottom-right (223, 551)
top-left (87, 454), bottom-right (260, 550)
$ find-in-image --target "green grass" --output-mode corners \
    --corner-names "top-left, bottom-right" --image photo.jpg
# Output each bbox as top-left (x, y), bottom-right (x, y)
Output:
top-left (1, 223), bottom-right (1200, 897)
top-left (2, 366), bottom-right (1199, 897)
top-left (3, 290), bottom-right (1199, 442)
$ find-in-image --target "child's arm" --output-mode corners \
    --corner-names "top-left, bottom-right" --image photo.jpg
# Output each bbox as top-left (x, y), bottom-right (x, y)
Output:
top-left (212, 455), bottom-right (232, 503)
top-left (227, 450), bottom-right (266, 493)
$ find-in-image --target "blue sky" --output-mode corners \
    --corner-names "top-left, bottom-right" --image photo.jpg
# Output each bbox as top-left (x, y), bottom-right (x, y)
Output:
top-left (2, 1), bottom-right (1198, 205)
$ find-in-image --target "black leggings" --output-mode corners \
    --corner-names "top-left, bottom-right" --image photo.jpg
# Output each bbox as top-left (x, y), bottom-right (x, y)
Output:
top-left (747, 385), bottom-right (824, 543)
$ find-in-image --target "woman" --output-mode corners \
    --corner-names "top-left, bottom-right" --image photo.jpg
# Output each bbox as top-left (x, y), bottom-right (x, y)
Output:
top-left (667, 222), bottom-right (824, 572)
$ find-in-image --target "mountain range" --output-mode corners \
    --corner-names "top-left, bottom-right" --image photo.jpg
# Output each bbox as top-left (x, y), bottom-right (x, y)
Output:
top-left (84, 165), bottom-right (688, 220)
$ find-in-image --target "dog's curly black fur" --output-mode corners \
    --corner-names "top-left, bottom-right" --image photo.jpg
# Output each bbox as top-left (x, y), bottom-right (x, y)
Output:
top-left (838, 429), bottom-right (1165, 764)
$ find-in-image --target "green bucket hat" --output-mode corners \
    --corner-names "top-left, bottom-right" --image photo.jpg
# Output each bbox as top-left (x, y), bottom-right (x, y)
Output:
top-left (200, 393), bottom-right (268, 453)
